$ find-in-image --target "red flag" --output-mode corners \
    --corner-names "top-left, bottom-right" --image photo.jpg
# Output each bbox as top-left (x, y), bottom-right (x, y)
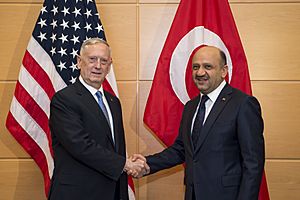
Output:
top-left (143, 0), bottom-right (269, 199)
top-left (5, 0), bottom-right (135, 198)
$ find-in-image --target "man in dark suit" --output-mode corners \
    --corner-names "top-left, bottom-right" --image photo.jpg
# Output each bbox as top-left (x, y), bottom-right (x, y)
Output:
top-left (134, 46), bottom-right (265, 200)
top-left (48, 38), bottom-right (145, 200)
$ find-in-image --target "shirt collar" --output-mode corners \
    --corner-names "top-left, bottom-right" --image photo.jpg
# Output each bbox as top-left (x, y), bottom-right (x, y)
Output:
top-left (202, 80), bottom-right (226, 103)
top-left (79, 75), bottom-right (104, 96)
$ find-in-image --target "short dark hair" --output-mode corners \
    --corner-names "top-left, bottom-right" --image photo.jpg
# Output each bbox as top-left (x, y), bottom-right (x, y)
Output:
top-left (219, 49), bottom-right (227, 66)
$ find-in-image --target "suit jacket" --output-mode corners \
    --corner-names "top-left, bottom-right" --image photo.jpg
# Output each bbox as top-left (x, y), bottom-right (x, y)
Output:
top-left (48, 80), bottom-right (128, 200)
top-left (146, 83), bottom-right (265, 200)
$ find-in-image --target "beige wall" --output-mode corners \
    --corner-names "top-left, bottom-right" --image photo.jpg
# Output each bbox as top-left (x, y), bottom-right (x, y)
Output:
top-left (0, 0), bottom-right (299, 199)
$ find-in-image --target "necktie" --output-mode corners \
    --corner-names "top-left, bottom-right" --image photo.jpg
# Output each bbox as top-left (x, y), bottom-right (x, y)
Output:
top-left (192, 95), bottom-right (209, 148)
top-left (95, 91), bottom-right (111, 127)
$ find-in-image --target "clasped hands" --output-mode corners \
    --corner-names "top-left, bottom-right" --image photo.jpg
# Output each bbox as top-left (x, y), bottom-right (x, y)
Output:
top-left (124, 154), bottom-right (150, 178)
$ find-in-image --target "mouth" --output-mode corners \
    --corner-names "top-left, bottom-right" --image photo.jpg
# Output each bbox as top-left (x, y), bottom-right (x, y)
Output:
top-left (92, 72), bottom-right (102, 76)
top-left (195, 76), bottom-right (208, 82)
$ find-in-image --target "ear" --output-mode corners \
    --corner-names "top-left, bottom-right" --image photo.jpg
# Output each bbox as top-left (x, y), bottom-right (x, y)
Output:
top-left (107, 58), bottom-right (112, 72)
top-left (76, 56), bottom-right (81, 69)
top-left (221, 65), bottom-right (228, 78)
top-left (107, 62), bottom-right (111, 73)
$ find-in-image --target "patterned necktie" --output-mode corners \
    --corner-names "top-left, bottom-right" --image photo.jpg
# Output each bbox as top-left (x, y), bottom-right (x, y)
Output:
top-left (192, 95), bottom-right (209, 148)
top-left (95, 91), bottom-right (111, 127)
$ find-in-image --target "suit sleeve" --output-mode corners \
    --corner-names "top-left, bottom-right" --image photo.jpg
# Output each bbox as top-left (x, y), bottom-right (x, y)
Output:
top-left (237, 96), bottom-right (265, 200)
top-left (146, 134), bottom-right (185, 174)
top-left (49, 91), bottom-right (126, 181)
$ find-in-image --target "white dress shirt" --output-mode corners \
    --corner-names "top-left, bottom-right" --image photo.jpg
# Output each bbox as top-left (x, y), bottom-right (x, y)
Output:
top-left (79, 76), bottom-right (115, 143)
top-left (191, 80), bottom-right (226, 134)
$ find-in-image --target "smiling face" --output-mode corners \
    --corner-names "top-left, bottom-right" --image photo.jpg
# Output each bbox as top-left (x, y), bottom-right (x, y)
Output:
top-left (192, 46), bottom-right (228, 94)
top-left (77, 42), bottom-right (112, 89)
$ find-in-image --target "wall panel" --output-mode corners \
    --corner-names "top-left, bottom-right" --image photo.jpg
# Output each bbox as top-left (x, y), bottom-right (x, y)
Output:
top-left (0, 4), bottom-right (41, 80)
top-left (231, 3), bottom-right (300, 80)
top-left (0, 159), bottom-right (46, 200)
top-left (0, 0), bottom-right (42, 3)
top-left (139, 4), bottom-right (177, 80)
top-left (252, 81), bottom-right (300, 159)
top-left (98, 4), bottom-right (137, 81)
top-left (0, 82), bottom-right (28, 158)
top-left (265, 160), bottom-right (300, 200)
top-left (138, 166), bottom-right (184, 200)
top-left (138, 81), bottom-right (165, 155)
top-left (138, 81), bottom-right (185, 199)
top-left (117, 81), bottom-right (138, 156)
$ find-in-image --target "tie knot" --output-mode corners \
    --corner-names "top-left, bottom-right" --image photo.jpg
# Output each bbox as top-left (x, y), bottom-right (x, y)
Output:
top-left (96, 91), bottom-right (103, 99)
top-left (201, 95), bottom-right (209, 105)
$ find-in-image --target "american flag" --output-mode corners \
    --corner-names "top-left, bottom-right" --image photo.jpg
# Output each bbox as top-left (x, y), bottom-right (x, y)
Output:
top-left (5, 0), bottom-right (135, 198)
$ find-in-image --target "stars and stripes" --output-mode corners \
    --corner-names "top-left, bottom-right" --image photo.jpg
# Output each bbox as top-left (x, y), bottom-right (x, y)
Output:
top-left (32, 0), bottom-right (105, 85)
top-left (6, 0), bottom-right (135, 198)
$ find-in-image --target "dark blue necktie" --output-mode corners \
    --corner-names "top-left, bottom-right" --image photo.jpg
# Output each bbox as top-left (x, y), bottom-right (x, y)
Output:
top-left (192, 95), bottom-right (209, 148)
top-left (95, 91), bottom-right (110, 127)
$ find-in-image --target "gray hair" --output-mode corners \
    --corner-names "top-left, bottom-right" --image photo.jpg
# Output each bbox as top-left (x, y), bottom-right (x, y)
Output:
top-left (79, 38), bottom-right (112, 56)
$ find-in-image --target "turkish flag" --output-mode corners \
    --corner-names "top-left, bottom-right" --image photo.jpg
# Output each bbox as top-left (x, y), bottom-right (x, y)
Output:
top-left (143, 0), bottom-right (269, 199)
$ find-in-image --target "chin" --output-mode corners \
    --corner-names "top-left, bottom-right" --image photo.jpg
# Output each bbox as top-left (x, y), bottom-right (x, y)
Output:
top-left (197, 85), bottom-right (206, 91)
top-left (91, 78), bottom-right (103, 83)
top-left (199, 88), bottom-right (209, 94)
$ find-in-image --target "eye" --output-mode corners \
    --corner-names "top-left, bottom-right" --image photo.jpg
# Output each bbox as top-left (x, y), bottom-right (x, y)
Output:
top-left (89, 57), bottom-right (97, 63)
top-left (192, 64), bottom-right (200, 70)
top-left (204, 64), bottom-right (212, 69)
top-left (100, 59), bottom-right (108, 65)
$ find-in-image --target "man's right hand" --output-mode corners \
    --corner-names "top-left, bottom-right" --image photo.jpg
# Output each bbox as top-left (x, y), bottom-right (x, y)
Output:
top-left (125, 154), bottom-right (150, 178)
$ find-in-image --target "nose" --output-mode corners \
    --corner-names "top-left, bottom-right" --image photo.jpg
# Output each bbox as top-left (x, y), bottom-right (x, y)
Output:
top-left (195, 66), bottom-right (206, 76)
top-left (94, 59), bottom-right (106, 69)
top-left (95, 62), bottom-right (102, 69)
top-left (95, 58), bottom-right (110, 68)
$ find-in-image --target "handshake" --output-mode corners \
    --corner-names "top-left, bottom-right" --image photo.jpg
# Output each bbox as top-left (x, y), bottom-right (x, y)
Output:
top-left (124, 154), bottom-right (150, 178)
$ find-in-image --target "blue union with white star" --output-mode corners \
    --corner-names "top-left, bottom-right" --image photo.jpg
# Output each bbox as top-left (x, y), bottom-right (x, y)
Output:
top-left (33, 0), bottom-right (106, 85)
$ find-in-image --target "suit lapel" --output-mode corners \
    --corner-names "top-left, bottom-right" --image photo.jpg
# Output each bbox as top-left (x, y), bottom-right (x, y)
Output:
top-left (104, 91), bottom-right (120, 152)
top-left (186, 95), bottom-right (201, 152)
top-left (194, 84), bottom-right (233, 154)
top-left (73, 80), bottom-right (115, 147)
